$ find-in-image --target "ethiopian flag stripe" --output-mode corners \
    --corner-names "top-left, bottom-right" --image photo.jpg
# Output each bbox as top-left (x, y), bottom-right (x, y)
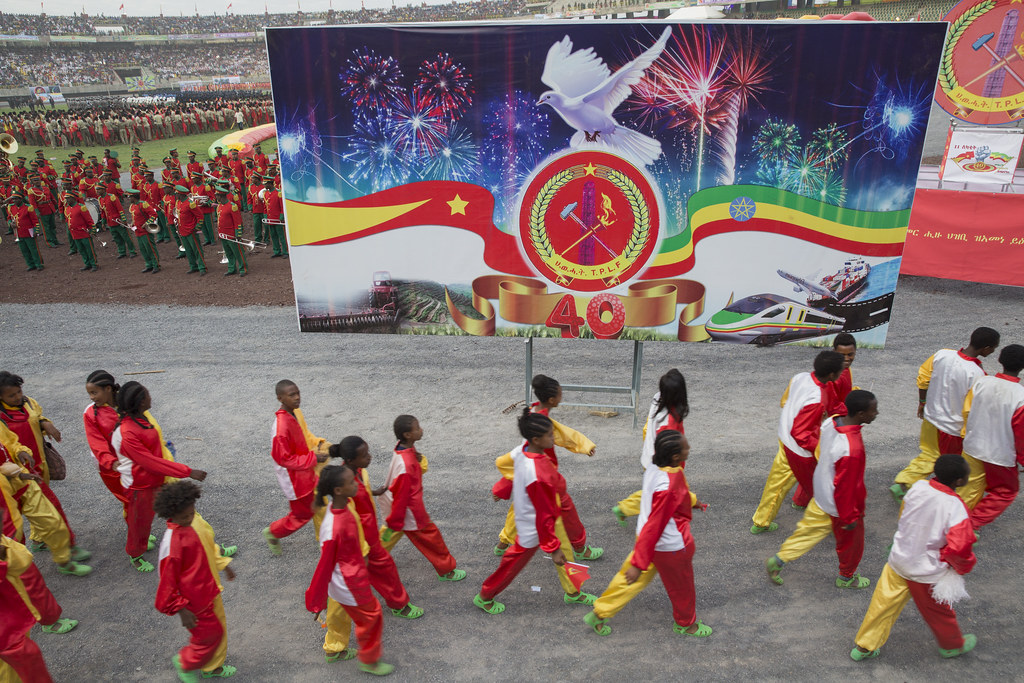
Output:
top-left (642, 185), bottom-right (909, 280)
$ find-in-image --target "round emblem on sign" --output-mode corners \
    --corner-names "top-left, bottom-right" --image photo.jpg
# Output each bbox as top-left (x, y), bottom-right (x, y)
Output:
top-left (518, 151), bottom-right (660, 292)
top-left (935, 0), bottom-right (1024, 124)
top-left (729, 196), bottom-right (756, 222)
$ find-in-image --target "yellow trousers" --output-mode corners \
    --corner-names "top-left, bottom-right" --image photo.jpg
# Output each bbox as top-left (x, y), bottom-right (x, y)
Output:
top-left (751, 444), bottom-right (797, 528)
top-left (202, 595), bottom-right (229, 674)
top-left (18, 481), bottom-right (71, 565)
top-left (616, 490), bottom-right (643, 517)
top-left (323, 598), bottom-right (353, 654)
top-left (776, 499), bottom-right (831, 564)
top-left (894, 420), bottom-right (940, 487)
top-left (497, 505), bottom-right (517, 546)
top-left (312, 501), bottom-right (327, 540)
top-left (955, 453), bottom-right (987, 508)
top-left (854, 564), bottom-right (912, 651)
top-left (593, 551), bottom-right (656, 619)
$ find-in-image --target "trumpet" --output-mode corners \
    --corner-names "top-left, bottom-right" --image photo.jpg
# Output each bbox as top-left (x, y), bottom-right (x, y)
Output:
top-left (222, 236), bottom-right (267, 252)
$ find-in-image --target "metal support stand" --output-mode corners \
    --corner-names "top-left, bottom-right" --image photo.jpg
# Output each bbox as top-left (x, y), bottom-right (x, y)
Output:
top-left (524, 337), bottom-right (644, 428)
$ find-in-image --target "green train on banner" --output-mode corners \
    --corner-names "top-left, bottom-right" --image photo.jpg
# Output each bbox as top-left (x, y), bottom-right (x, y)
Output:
top-left (266, 21), bottom-right (947, 346)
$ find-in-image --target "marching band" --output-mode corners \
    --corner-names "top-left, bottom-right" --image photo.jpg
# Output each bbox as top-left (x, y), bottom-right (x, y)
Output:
top-left (0, 135), bottom-right (281, 276)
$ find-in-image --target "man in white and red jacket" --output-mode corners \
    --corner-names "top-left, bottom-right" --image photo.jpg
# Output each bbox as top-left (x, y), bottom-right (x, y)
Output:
top-left (958, 344), bottom-right (1024, 529)
top-left (852, 453), bottom-right (977, 661)
top-left (751, 350), bottom-right (844, 533)
top-left (262, 380), bottom-right (327, 554)
top-left (767, 390), bottom-right (878, 589)
top-left (891, 326), bottom-right (999, 501)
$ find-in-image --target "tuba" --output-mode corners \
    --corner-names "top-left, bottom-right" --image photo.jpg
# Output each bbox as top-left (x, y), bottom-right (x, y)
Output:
top-left (0, 134), bottom-right (16, 167)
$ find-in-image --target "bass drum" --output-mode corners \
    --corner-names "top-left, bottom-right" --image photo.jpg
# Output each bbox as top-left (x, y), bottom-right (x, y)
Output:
top-left (84, 199), bottom-right (101, 225)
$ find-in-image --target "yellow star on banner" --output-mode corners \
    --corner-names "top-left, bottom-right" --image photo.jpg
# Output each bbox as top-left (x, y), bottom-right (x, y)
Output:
top-left (447, 194), bottom-right (468, 215)
top-left (583, 163), bottom-right (598, 176)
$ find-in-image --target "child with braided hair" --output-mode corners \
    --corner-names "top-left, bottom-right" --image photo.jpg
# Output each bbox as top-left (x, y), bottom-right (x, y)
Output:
top-left (475, 408), bottom-right (596, 614)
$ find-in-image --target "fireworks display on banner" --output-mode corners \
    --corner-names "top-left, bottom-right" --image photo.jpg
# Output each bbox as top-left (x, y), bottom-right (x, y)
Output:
top-left (267, 22), bottom-right (946, 345)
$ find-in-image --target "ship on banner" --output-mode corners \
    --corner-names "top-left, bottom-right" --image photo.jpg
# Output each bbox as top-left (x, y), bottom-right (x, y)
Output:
top-left (266, 21), bottom-right (946, 346)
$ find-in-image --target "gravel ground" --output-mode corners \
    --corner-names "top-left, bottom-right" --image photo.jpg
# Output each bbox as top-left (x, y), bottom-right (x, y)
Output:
top-left (1, 274), bottom-right (1022, 682)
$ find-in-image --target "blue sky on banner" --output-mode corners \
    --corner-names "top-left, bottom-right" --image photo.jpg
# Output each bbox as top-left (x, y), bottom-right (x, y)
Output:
top-left (0, 0), bottom-right (443, 17)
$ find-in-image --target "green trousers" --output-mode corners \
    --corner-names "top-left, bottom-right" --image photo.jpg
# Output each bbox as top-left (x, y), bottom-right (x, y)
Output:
top-left (73, 236), bottom-right (98, 268)
top-left (252, 213), bottom-right (265, 243)
top-left (39, 213), bottom-right (59, 246)
top-left (201, 214), bottom-right (216, 245)
top-left (221, 237), bottom-right (247, 274)
top-left (17, 235), bottom-right (44, 269)
top-left (269, 223), bottom-right (288, 256)
top-left (137, 232), bottom-right (160, 270)
top-left (181, 232), bottom-right (207, 273)
top-left (108, 221), bottom-right (137, 257)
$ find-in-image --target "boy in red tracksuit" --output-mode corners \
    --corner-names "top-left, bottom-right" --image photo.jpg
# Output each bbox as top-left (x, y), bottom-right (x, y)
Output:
top-left (852, 454), bottom-right (978, 661)
top-left (155, 481), bottom-right (237, 682)
top-left (263, 380), bottom-right (328, 554)
top-left (307, 465), bottom-right (393, 676)
top-left (751, 351), bottom-right (845, 533)
top-left (378, 415), bottom-right (464, 582)
top-left (475, 410), bottom-right (594, 613)
top-left (767, 390), bottom-right (879, 589)
top-left (112, 381), bottom-right (207, 572)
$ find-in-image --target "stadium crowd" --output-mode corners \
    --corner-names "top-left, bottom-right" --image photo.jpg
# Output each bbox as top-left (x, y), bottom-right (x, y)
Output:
top-left (0, 95), bottom-right (273, 148)
top-left (0, 44), bottom-right (269, 88)
top-left (0, 0), bottom-right (527, 36)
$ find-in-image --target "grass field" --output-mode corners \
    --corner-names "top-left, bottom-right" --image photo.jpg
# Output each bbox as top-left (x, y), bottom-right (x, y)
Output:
top-left (29, 129), bottom-right (278, 168)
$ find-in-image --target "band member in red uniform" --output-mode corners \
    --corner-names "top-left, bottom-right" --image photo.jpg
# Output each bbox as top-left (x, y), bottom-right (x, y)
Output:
top-left (64, 192), bottom-right (98, 271)
top-left (186, 151), bottom-right (203, 179)
top-left (6, 194), bottom-right (44, 271)
top-left (97, 183), bottom-right (137, 260)
top-left (126, 189), bottom-right (161, 273)
top-left (215, 185), bottom-right (247, 277)
top-left (78, 168), bottom-right (100, 200)
top-left (262, 177), bottom-right (287, 259)
top-left (174, 185), bottom-right (207, 275)
top-left (190, 172), bottom-right (216, 246)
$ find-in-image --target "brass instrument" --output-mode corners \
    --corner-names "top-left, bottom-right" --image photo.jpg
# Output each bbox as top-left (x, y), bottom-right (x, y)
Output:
top-left (188, 194), bottom-right (210, 205)
top-left (222, 236), bottom-right (267, 252)
top-left (0, 134), bottom-right (17, 167)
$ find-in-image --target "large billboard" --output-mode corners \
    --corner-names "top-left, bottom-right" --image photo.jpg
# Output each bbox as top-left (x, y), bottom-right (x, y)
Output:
top-left (267, 21), bottom-right (946, 345)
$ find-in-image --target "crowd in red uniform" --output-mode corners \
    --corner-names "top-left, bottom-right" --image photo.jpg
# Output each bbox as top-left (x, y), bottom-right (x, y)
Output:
top-left (1, 141), bottom-right (284, 276)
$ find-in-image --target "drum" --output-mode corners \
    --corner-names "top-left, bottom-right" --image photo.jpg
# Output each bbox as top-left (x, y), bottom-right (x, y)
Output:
top-left (84, 199), bottom-right (100, 225)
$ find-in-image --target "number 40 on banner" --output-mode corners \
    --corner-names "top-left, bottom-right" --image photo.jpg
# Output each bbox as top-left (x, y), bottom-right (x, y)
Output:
top-left (545, 293), bottom-right (626, 339)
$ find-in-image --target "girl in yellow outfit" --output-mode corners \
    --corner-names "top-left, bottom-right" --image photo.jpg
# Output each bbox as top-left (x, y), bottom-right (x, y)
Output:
top-left (493, 375), bottom-right (602, 562)
top-left (0, 425), bottom-right (91, 577)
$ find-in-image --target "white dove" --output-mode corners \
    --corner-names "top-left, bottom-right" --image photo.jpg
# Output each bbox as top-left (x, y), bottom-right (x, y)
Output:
top-left (537, 26), bottom-right (671, 167)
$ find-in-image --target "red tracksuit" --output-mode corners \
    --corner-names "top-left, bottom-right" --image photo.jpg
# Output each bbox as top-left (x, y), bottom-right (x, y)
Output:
top-left (82, 402), bottom-right (129, 514)
top-left (0, 535), bottom-right (60, 683)
top-left (813, 417), bottom-right (867, 578)
top-left (111, 416), bottom-right (193, 557)
top-left (778, 372), bottom-right (838, 504)
top-left (155, 523), bottom-right (225, 671)
top-left (351, 469), bottom-right (410, 610)
top-left (269, 408), bottom-right (318, 539)
top-left (381, 445), bottom-right (457, 575)
top-left (481, 445), bottom-right (563, 600)
top-left (307, 506), bottom-right (384, 665)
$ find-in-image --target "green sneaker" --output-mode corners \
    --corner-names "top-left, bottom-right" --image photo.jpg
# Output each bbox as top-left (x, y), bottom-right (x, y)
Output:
top-left (148, 534), bottom-right (158, 551)
top-left (130, 555), bottom-right (155, 572)
top-left (262, 527), bottom-right (281, 557)
top-left (358, 661), bottom-right (395, 676)
top-left (888, 484), bottom-right (907, 503)
top-left (563, 591), bottom-right (596, 606)
top-left (173, 654), bottom-right (200, 683)
top-left (850, 647), bottom-right (880, 661)
top-left (70, 546), bottom-right (92, 562)
top-left (673, 620), bottom-right (713, 637)
top-left (493, 543), bottom-right (509, 557)
top-left (41, 618), bottom-right (78, 634)
top-left (201, 664), bottom-right (237, 678)
top-left (751, 522), bottom-right (779, 535)
top-left (766, 555), bottom-right (784, 585)
top-left (218, 544), bottom-right (238, 558)
top-left (573, 544), bottom-right (603, 561)
top-left (391, 603), bottom-right (424, 619)
top-left (939, 634), bottom-right (977, 659)
top-left (28, 540), bottom-right (48, 552)
top-left (57, 561), bottom-right (93, 577)
top-left (611, 506), bottom-right (628, 528)
top-left (438, 569), bottom-right (466, 582)
top-left (836, 573), bottom-right (871, 589)
top-left (325, 649), bottom-right (357, 663)
top-left (473, 593), bottom-right (505, 614)
top-left (583, 611), bottom-right (611, 636)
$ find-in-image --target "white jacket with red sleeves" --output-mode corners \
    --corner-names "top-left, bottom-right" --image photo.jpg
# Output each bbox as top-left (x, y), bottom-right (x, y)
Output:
top-left (889, 479), bottom-right (976, 584)
top-left (511, 444), bottom-right (562, 553)
top-left (633, 464), bottom-right (692, 569)
top-left (777, 372), bottom-right (833, 458)
top-left (962, 373), bottom-right (1024, 468)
